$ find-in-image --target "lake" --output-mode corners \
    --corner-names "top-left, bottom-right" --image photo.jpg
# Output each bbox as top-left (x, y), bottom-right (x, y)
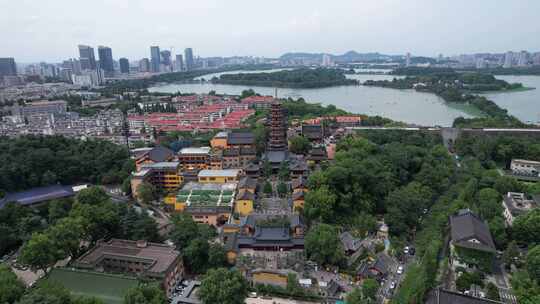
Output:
top-left (149, 69), bottom-right (540, 126)
top-left (481, 75), bottom-right (540, 124)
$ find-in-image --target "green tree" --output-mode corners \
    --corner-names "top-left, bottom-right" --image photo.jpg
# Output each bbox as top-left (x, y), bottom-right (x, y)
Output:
top-left (136, 182), bottom-right (156, 204)
top-left (476, 188), bottom-right (503, 221)
top-left (488, 217), bottom-right (507, 248)
top-left (305, 224), bottom-right (345, 266)
top-left (278, 162), bottom-right (290, 181)
top-left (76, 187), bottom-right (110, 205)
top-left (486, 282), bottom-right (500, 301)
top-left (350, 212), bottom-right (377, 236)
top-left (362, 278), bottom-right (379, 301)
top-left (169, 213), bottom-right (200, 249)
top-left (289, 136), bottom-right (311, 155)
top-left (17, 281), bottom-right (72, 304)
top-left (124, 284), bottom-right (166, 304)
top-left (263, 181), bottom-right (273, 195)
top-left (199, 268), bottom-right (248, 304)
top-left (345, 288), bottom-right (364, 304)
top-left (262, 160), bottom-right (272, 178)
top-left (208, 244), bottom-right (227, 268)
top-left (277, 182), bottom-right (288, 197)
top-left (19, 232), bottom-right (62, 274)
top-left (527, 245), bottom-right (540, 282)
top-left (512, 209), bottom-right (540, 244)
top-left (184, 238), bottom-right (210, 273)
top-left (503, 241), bottom-right (520, 267)
top-left (47, 199), bottom-right (72, 224)
top-left (304, 186), bottom-right (337, 223)
top-left (0, 264), bottom-right (25, 304)
top-left (48, 216), bottom-right (85, 259)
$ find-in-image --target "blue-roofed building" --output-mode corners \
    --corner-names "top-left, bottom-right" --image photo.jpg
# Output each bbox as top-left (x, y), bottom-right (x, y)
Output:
top-left (0, 185), bottom-right (78, 209)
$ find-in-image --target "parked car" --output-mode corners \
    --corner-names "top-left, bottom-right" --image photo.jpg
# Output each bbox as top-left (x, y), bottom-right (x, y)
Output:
top-left (397, 266), bottom-right (403, 274)
top-left (390, 281), bottom-right (396, 289)
top-left (409, 247), bottom-right (416, 256)
top-left (403, 246), bottom-right (409, 255)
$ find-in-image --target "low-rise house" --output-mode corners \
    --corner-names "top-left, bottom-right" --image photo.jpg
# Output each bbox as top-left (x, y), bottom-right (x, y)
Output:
top-left (449, 210), bottom-right (496, 270)
top-left (357, 252), bottom-right (395, 281)
top-left (301, 124), bottom-right (323, 143)
top-left (340, 232), bottom-right (362, 256)
top-left (244, 163), bottom-right (260, 178)
top-left (0, 184), bottom-right (82, 209)
top-left (292, 190), bottom-right (306, 212)
top-left (289, 160), bottom-right (309, 178)
top-left (502, 192), bottom-right (538, 226)
top-left (426, 288), bottom-right (504, 304)
top-left (224, 215), bottom-right (305, 261)
top-left (131, 162), bottom-right (182, 200)
top-left (178, 147), bottom-right (211, 171)
top-left (235, 190), bottom-right (255, 216)
top-left (135, 146), bottom-right (175, 171)
top-left (291, 177), bottom-right (308, 193)
top-left (306, 147), bottom-right (328, 165)
top-left (238, 176), bottom-right (257, 194)
top-left (198, 169), bottom-right (241, 184)
top-left (75, 239), bottom-right (183, 298)
top-left (511, 159), bottom-right (540, 177)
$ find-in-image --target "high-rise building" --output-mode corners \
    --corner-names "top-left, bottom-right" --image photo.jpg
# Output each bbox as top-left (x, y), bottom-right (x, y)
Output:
top-left (184, 48), bottom-right (194, 71)
top-left (0, 58), bottom-right (17, 77)
top-left (139, 58), bottom-right (150, 72)
top-left (533, 53), bottom-right (540, 66)
top-left (476, 58), bottom-right (487, 69)
top-left (98, 46), bottom-right (114, 76)
top-left (175, 54), bottom-right (184, 71)
top-left (321, 54), bottom-right (333, 67)
top-left (119, 58), bottom-right (130, 74)
top-left (518, 51), bottom-right (529, 67)
top-left (405, 52), bottom-right (411, 67)
top-left (160, 50), bottom-right (172, 66)
top-left (150, 46), bottom-right (161, 73)
top-left (78, 45), bottom-right (96, 70)
top-left (503, 51), bottom-right (513, 68)
top-left (62, 59), bottom-right (82, 75)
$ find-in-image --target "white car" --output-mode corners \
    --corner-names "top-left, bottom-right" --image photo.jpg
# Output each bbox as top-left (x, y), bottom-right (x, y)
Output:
top-left (404, 246), bottom-right (409, 254)
top-left (397, 266), bottom-right (403, 274)
top-left (389, 281), bottom-right (396, 289)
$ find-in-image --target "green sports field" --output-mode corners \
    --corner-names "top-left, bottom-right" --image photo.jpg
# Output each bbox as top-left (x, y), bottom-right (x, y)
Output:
top-left (46, 268), bottom-right (139, 304)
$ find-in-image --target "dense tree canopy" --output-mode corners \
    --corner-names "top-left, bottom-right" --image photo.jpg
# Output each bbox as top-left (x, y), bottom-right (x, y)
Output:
top-left (198, 268), bottom-right (248, 304)
top-left (213, 68), bottom-right (358, 88)
top-left (0, 265), bottom-right (25, 304)
top-left (305, 223), bottom-right (345, 266)
top-left (0, 136), bottom-right (132, 193)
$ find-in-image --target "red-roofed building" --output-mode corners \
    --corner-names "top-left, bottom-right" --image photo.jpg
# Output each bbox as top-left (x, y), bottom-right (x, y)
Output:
top-left (241, 95), bottom-right (275, 109)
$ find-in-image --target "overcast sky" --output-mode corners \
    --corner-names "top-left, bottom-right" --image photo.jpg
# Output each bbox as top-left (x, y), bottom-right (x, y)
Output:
top-left (2, 0), bottom-right (540, 62)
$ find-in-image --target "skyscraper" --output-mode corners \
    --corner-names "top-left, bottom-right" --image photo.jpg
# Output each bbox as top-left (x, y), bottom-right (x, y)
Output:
top-left (119, 58), bottom-right (130, 74)
top-left (175, 54), bottom-right (184, 71)
top-left (160, 50), bottom-right (172, 66)
top-left (184, 48), bottom-right (194, 71)
top-left (0, 58), bottom-right (17, 77)
top-left (139, 58), bottom-right (150, 72)
top-left (150, 46), bottom-right (161, 73)
top-left (503, 51), bottom-right (514, 68)
top-left (78, 45), bottom-right (96, 70)
top-left (98, 46), bottom-right (114, 76)
top-left (518, 51), bottom-right (529, 67)
top-left (405, 52), bottom-right (411, 67)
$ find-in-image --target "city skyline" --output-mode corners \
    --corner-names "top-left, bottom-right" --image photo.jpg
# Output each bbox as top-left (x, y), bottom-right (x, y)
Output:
top-left (2, 0), bottom-right (540, 62)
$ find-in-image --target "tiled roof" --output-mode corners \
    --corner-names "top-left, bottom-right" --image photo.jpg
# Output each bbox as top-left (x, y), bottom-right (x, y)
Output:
top-left (450, 210), bottom-right (496, 253)
top-left (76, 239), bottom-right (180, 275)
top-left (0, 185), bottom-right (75, 208)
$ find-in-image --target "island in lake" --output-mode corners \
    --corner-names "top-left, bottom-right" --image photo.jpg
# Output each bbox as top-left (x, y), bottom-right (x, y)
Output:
top-left (210, 68), bottom-right (359, 88)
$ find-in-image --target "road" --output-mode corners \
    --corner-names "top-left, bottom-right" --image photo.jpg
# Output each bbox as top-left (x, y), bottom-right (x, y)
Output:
top-left (377, 253), bottom-right (415, 303)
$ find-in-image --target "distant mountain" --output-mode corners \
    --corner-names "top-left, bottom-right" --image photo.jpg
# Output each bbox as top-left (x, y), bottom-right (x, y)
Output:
top-left (279, 51), bottom-right (402, 63)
